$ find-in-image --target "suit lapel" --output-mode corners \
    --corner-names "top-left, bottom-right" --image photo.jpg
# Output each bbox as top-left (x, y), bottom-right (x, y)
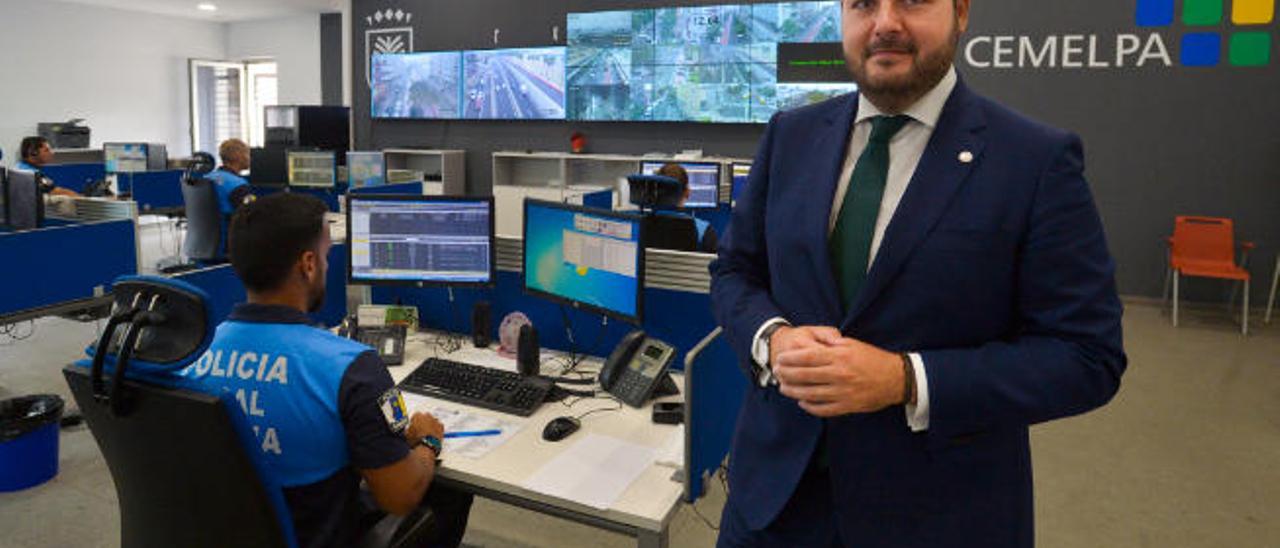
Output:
top-left (806, 94), bottom-right (859, 325)
top-left (842, 82), bottom-right (988, 329)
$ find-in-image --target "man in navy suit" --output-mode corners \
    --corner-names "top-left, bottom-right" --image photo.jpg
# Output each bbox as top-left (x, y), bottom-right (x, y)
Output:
top-left (709, 1), bottom-right (1126, 546)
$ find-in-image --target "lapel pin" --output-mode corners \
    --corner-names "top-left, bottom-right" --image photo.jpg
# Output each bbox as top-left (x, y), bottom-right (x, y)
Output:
top-left (958, 151), bottom-right (974, 164)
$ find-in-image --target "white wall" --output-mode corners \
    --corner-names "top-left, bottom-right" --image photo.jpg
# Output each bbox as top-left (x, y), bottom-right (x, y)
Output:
top-left (226, 14), bottom-right (322, 106)
top-left (0, 0), bottom-right (226, 160)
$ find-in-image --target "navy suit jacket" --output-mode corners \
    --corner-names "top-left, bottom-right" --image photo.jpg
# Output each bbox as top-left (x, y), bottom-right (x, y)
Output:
top-left (709, 81), bottom-right (1126, 547)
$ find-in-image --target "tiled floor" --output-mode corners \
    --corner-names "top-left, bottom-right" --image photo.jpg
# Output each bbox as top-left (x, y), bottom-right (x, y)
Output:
top-left (1, 302), bottom-right (1277, 547)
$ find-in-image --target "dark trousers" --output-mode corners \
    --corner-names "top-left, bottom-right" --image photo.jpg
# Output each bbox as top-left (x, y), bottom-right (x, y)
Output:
top-left (717, 455), bottom-right (842, 548)
top-left (360, 483), bottom-right (474, 548)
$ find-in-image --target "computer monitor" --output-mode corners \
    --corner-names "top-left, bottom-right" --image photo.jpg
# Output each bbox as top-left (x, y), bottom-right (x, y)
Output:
top-left (731, 162), bottom-right (751, 203)
top-left (287, 151), bottom-right (337, 188)
top-left (4, 169), bottom-right (44, 231)
top-left (522, 199), bottom-right (645, 324)
top-left (104, 143), bottom-right (149, 173)
top-left (250, 147), bottom-right (288, 186)
top-left (639, 161), bottom-right (721, 209)
top-left (346, 194), bottom-right (495, 287)
top-left (347, 152), bottom-right (386, 189)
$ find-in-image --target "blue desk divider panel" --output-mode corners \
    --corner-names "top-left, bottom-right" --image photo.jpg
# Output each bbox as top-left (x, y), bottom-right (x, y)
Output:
top-left (131, 170), bottom-right (185, 212)
top-left (581, 189), bottom-right (613, 210)
top-left (40, 163), bottom-right (106, 194)
top-left (692, 204), bottom-right (732, 241)
top-left (290, 186), bottom-right (346, 212)
top-left (172, 243), bottom-right (349, 327)
top-left (0, 220), bottom-right (136, 318)
top-left (350, 182), bottom-right (423, 195)
top-left (685, 335), bottom-right (745, 502)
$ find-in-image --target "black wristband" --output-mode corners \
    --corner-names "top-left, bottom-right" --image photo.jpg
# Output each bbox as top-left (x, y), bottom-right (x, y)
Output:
top-left (900, 353), bottom-right (915, 406)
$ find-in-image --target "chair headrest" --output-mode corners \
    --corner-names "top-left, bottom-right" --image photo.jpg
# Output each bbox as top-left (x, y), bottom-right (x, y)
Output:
top-left (184, 152), bottom-right (216, 184)
top-left (627, 174), bottom-right (685, 209)
top-left (86, 275), bottom-right (216, 373)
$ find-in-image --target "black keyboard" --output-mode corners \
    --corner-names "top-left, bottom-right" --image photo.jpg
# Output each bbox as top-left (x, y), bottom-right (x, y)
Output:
top-left (399, 357), bottom-right (552, 417)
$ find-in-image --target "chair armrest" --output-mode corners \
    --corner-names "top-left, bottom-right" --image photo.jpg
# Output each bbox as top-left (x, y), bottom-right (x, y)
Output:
top-left (358, 507), bottom-right (435, 548)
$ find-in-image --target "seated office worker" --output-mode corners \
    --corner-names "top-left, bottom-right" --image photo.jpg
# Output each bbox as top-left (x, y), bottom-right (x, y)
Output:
top-left (173, 193), bottom-right (472, 548)
top-left (16, 136), bottom-right (80, 197)
top-left (654, 162), bottom-right (719, 253)
top-left (709, 0), bottom-right (1126, 546)
top-left (206, 138), bottom-right (255, 215)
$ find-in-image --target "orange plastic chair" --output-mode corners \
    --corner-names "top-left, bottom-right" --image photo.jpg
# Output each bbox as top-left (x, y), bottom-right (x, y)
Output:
top-left (1164, 216), bottom-right (1254, 335)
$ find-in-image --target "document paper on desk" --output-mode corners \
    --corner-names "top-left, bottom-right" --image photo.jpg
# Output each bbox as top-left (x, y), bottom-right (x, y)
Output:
top-left (521, 434), bottom-right (657, 510)
top-left (402, 394), bottom-right (523, 459)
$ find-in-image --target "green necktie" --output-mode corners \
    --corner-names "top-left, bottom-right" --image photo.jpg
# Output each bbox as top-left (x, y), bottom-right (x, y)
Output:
top-left (829, 115), bottom-right (911, 309)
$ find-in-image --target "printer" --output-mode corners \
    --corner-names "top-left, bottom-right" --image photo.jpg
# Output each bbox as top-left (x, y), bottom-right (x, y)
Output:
top-left (38, 119), bottom-right (91, 149)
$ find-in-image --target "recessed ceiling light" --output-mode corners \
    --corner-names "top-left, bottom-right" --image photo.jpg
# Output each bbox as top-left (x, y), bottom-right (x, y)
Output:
top-left (197, 3), bottom-right (218, 11)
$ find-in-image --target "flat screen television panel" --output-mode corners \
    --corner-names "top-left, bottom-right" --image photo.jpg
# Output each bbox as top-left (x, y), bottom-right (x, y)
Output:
top-left (462, 47), bottom-right (567, 120)
top-left (371, 51), bottom-right (463, 119)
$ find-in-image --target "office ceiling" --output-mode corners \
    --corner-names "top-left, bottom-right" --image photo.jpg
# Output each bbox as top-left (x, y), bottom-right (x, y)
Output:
top-left (54, 0), bottom-right (343, 22)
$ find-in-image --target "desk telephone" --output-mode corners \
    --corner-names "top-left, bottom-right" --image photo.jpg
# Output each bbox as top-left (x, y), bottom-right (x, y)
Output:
top-left (598, 330), bottom-right (679, 408)
top-left (339, 316), bottom-right (406, 366)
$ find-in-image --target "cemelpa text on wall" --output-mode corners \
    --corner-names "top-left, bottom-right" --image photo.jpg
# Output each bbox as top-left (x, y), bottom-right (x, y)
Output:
top-left (962, 33), bottom-right (1173, 69)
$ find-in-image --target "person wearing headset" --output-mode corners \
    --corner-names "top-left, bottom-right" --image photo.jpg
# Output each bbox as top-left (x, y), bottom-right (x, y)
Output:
top-left (15, 136), bottom-right (80, 197)
top-left (205, 138), bottom-right (255, 215)
top-left (655, 162), bottom-right (719, 253)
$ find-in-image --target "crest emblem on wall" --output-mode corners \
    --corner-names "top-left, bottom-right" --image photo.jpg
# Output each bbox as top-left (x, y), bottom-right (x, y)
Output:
top-left (364, 8), bottom-right (414, 86)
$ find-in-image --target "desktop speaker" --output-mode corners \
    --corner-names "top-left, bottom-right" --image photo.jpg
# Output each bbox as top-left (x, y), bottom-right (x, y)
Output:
top-left (517, 324), bottom-right (539, 377)
top-left (472, 301), bottom-right (492, 348)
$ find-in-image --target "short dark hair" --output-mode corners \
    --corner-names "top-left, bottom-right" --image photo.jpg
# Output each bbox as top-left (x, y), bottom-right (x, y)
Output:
top-left (228, 193), bottom-right (329, 293)
top-left (20, 136), bottom-right (48, 161)
top-left (656, 163), bottom-right (689, 191)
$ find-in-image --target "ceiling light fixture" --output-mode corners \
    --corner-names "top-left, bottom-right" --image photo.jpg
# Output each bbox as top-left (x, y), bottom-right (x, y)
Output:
top-left (197, 3), bottom-right (218, 12)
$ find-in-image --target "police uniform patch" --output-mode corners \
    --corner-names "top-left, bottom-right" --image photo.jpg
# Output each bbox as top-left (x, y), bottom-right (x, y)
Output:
top-left (378, 387), bottom-right (410, 433)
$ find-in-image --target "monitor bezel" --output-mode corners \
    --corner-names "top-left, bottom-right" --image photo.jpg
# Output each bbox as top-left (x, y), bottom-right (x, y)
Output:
top-left (521, 198), bottom-right (646, 325)
top-left (345, 193), bottom-right (497, 289)
top-left (286, 150), bottom-right (338, 189)
top-left (103, 142), bottom-right (150, 174)
top-left (638, 160), bottom-right (722, 210)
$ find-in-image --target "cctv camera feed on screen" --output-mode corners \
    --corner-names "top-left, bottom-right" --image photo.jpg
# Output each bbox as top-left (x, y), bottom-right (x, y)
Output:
top-left (566, 1), bottom-right (852, 123)
top-left (462, 47), bottom-right (567, 120)
top-left (371, 51), bottom-right (463, 119)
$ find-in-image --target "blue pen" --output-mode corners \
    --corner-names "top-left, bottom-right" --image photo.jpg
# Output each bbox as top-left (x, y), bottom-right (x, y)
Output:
top-left (444, 429), bottom-right (502, 439)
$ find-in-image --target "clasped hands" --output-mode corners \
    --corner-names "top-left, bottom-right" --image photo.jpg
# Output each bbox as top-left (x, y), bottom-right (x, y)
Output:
top-left (769, 325), bottom-right (909, 417)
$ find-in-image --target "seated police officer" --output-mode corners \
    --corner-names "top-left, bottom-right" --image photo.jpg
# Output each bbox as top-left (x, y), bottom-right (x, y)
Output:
top-left (15, 136), bottom-right (80, 197)
top-left (654, 163), bottom-right (718, 253)
top-left (176, 192), bottom-right (472, 548)
top-left (205, 138), bottom-right (255, 215)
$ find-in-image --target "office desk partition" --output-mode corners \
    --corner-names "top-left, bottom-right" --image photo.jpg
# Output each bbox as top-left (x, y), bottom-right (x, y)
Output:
top-left (391, 334), bottom-right (685, 548)
top-left (0, 219), bottom-right (136, 323)
top-left (39, 163), bottom-right (105, 195)
top-left (130, 170), bottom-right (185, 213)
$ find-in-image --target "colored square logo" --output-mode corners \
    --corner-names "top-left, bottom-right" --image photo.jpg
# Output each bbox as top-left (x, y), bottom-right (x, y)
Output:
top-left (1232, 0), bottom-right (1276, 25)
top-left (1181, 33), bottom-right (1222, 66)
top-left (1136, 0), bottom-right (1175, 26)
top-left (1183, 0), bottom-right (1224, 26)
top-left (1229, 32), bottom-right (1272, 66)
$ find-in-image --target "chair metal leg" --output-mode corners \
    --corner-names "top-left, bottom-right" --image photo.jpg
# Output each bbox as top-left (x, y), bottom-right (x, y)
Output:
top-left (1172, 272), bottom-right (1180, 327)
top-left (1242, 279), bottom-right (1249, 336)
top-left (1266, 255), bottom-right (1279, 325)
top-left (1162, 266), bottom-right (1172, 313)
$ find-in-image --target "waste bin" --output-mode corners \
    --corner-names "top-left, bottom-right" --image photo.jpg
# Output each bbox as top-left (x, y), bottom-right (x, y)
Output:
top-left (0, 395), bottom-right (65, 492)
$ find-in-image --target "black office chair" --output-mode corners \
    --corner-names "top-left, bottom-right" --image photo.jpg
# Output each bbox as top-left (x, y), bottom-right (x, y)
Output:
top-left (628, 174), bottom-right (702, 252)
top-left (63, 276), bottom-right (433, 548)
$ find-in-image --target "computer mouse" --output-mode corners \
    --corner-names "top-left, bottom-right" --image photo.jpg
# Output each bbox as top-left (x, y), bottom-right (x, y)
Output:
top-left (541, 416), bottom-right (581, 442)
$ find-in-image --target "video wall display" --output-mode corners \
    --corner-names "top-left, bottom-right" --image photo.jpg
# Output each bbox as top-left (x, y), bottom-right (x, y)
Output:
top-left (463, 47), bottom-right (567, 120)
top-left (371, 51), bottom-right (463, 119)
top-left (370, 1), bottom-right (852, 124)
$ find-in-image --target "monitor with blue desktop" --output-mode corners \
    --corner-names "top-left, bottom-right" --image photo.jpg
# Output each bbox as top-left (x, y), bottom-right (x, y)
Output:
top-left (347, 194), bottom-right (495, 287)
top-left (287, 151), bottom-right (337, 188)
top-left (104, 143), bottom-right (148, 173)
top-left (347, 152), bottom-right (386, 189)
top-left (639, 161), bottom-right (721, 209)
top-left (731, 162), bottom-right (751, 203)
top-left (522, 199), bottom-right (645, 324)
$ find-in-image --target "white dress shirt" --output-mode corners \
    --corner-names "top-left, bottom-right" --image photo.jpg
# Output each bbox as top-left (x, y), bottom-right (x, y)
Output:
top-left (751, 67), bottom-right (959, 433)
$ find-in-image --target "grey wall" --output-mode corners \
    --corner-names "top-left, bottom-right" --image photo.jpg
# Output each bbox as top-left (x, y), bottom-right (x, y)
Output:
top-left (351, 0), bottom-right (1280, 303)
top-left (322, 13), bottom-right (345, 106)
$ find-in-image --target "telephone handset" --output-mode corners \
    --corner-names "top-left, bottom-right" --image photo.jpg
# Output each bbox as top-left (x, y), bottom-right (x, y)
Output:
top-left (599, 330), bottom-right (678, 408)
top-left (338, 314), bottom-right (406, 366)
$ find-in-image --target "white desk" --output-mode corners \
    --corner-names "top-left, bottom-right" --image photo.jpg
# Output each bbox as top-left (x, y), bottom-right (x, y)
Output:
top-left (389, 332), bottom-right (685, 548)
